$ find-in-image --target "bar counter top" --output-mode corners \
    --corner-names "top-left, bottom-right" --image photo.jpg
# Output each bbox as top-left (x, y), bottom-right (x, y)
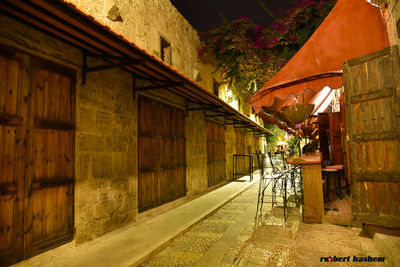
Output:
top-left (286, 152), bottom-right (322, 165)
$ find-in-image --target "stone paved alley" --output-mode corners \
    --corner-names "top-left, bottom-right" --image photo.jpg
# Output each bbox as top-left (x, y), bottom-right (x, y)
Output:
top-left (144, 181), bottom-right (389, 267)
top-left (13, 174), bottom-right (391, 267)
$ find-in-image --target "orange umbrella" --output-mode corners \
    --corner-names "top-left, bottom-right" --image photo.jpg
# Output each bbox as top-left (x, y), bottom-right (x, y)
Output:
top-left (250, 0), bottom-right (389, 115)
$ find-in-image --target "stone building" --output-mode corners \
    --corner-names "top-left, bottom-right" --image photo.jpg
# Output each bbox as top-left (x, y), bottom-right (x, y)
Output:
top-left (0, 0), bottom-right (270, 265)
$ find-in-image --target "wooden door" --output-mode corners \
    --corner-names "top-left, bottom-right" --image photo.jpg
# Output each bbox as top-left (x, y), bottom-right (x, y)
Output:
top-left (343, 46), bottom-right (400, 227)
top-left (0, 48), bottom-right (27, 265)
top-left (329, 112), bottom-right (343, 165)
top-left (25, 58), bottom-right (75, 257)
top-left (0, 47), bottom-right (75, 265)
top-left (138, 96), bottom-right (186, 212)
top-left (206, 121), bottom-right (226, 187)
top-left (318, 113), bottom-right (330, 161)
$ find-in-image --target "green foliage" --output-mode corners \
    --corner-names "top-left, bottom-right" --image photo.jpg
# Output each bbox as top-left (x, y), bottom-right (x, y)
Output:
top-left (199, 0), bottom-right (336, 99)
top-left (287, 135), bottom-right (301, 154)
top-left (264, 123), bottom-right (285, 152)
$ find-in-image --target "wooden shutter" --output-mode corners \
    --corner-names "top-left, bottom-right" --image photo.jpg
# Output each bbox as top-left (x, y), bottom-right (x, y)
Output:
top-left (343, 46), bottom-right (400, 227)
top-left (138, 96), bottom-right (186, 212)
top-left (25, 58), bottom-right (75, 257)
top-left (206, 121), bottom-right (226, 187)
top-left (0, 48), bottom-right (27, 265)
top-left (0, 48), bottom-right (75, 265)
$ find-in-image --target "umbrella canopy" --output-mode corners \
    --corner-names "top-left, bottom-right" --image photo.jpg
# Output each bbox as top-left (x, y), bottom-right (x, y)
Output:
top-left (250, 0), bottom-right (389, 115)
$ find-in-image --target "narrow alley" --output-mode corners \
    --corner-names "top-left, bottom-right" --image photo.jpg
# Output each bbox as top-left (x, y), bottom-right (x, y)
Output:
top-left (144, 176), bottom-right (389, 267)
top-left (13, 171), bottom-right (389, 267)
top-left (1, 1), bottom-right (400, 266)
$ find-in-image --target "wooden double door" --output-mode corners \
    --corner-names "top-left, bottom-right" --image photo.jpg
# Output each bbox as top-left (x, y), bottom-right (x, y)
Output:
top-left (206, 121), bottom-right (226, 187)
top-left (138, 96), bottom-right (186, 212)
top-left (0, 47), bottom-right (75, 265)
top-left (344, 46), bottom-right (400, 227)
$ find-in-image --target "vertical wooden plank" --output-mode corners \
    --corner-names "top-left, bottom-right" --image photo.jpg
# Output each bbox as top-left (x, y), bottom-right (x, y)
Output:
top-left (0, 126), bottom-right (3, 181)
top-left (0, 126), bottom-right (16, 184)
top-left (138, 96), bottom-right (186, 211)
top-left (57, 75), bottom-right (69, 122)
top-left (34, 69), bottom-right (45, 120)
top-left (0, 55), bottom-right (6, 111)
top-left (0, 194), bottom-right (14, 254)
top-left (5, 58), bottom-right (19, 115)
top-left (344, 46), bottom-right (400, 227)
top-left (45, 71), bottom-right (57, 121)
top-left (25, 58), bottom-right (75, 258)
top-left (33, 128), bottom-right (43, 181)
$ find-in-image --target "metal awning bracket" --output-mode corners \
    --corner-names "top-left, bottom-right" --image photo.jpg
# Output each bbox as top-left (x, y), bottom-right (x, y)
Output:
top-left (134, 81), bottom-right (183, 91)
top-left (205, 114), bottom-right (235, 118)
top-left (82, 51), bottom-right (144, 84)
top-left (187, 105), bottom-right (222, 111)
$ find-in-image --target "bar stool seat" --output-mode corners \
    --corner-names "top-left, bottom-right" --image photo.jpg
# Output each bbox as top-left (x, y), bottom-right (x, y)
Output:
top-left (321, 168), bottom-right (342, 201)
top-left (325, 164), bottom-right (344, 170)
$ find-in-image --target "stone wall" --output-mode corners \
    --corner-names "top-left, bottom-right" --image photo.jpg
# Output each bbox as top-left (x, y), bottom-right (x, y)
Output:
top-left (65, 0), bottom-right (214, 91)
top-left (186, 111), bottom-right (208, 196)
top-left (245, 133), bottom-right (255, 154)
top-left (225, 125), bottom-right (236, 181)
top-left (0, 14), bottom-right (138, 243)
top-left (0, 0), bottom-right (268, 254)
top-left (76, 66), bottom-right (137, 243)
top-left (385, 0), bottom-right (400, 46)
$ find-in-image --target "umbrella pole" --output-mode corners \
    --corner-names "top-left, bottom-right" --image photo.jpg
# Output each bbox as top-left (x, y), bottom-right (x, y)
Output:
top-left (296, 124), bottom-right (302, 158)
top-left (298, 136), bottom-right (301, 157)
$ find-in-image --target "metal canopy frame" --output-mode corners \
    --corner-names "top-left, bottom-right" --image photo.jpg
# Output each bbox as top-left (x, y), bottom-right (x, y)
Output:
top-left (82, 51), bottom-right (144, 84)
top-left (134, 81), bottom-right (184, 92)
top-left (0, 0), bottom-right (272, 135)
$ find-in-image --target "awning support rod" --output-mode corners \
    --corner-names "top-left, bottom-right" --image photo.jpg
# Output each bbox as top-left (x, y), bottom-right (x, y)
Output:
top-left (134, 82), bottom-right (183, 91)
top-left (187, 105), bottom-right (222, 111)
top-left (226, 122), bottom-right (248, 126)
top-left (82, 51), bottom-right (144, 84)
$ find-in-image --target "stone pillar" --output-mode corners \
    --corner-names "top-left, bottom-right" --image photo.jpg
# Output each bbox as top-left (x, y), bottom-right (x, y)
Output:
top-left (185, 110), bottom-right (208, 196)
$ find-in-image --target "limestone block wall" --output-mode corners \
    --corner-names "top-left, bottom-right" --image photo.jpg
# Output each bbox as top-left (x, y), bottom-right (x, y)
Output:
top-left (0, 14), bottom-right (138, 243)
top-left (186, 111), bottom-right (208, 196)
top-left (76, 67), bottom-right (137, 243)
top-left (225, 125), bottom-right (236, 181)
top-left (65, 0), bottom-right (214, 91)
top-left (241, 101), bottom-right (253, 117)
top-left (386, 0), bottom-right (400, 46)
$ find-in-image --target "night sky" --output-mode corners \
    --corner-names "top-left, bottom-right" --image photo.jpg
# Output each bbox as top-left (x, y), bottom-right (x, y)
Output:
top-left (170, 0), bottom-right (296, 32)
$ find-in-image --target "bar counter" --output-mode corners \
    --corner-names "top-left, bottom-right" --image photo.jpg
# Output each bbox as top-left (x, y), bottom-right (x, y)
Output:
top-left (287, 152), bottom-right (324, 223)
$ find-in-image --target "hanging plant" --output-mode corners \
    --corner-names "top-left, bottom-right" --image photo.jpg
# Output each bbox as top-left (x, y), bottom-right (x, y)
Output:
top-left (199, 0), bottom-right (336, 99)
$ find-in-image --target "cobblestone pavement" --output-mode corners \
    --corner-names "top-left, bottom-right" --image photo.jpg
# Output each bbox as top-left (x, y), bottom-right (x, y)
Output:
top-left (143, 181), bottom-right (389, 267)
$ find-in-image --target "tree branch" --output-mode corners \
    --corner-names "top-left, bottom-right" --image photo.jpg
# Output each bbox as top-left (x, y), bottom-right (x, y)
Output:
top-left (257, 0), bottom-right (278, 21)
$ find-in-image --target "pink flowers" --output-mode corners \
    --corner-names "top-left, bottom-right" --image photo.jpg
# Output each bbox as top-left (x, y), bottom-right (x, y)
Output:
top-left (198, 46), bottom-right (206, 57)
top-left (253, 39), bottom-right (265, 49)
top-left (196, 0), bottom-right (336, 98)
top-left (254, 24), bottom-right (262, 31)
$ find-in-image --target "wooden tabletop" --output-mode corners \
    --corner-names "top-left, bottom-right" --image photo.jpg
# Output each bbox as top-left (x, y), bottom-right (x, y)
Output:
top-left (286, 152), bottom-right (322, 165)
